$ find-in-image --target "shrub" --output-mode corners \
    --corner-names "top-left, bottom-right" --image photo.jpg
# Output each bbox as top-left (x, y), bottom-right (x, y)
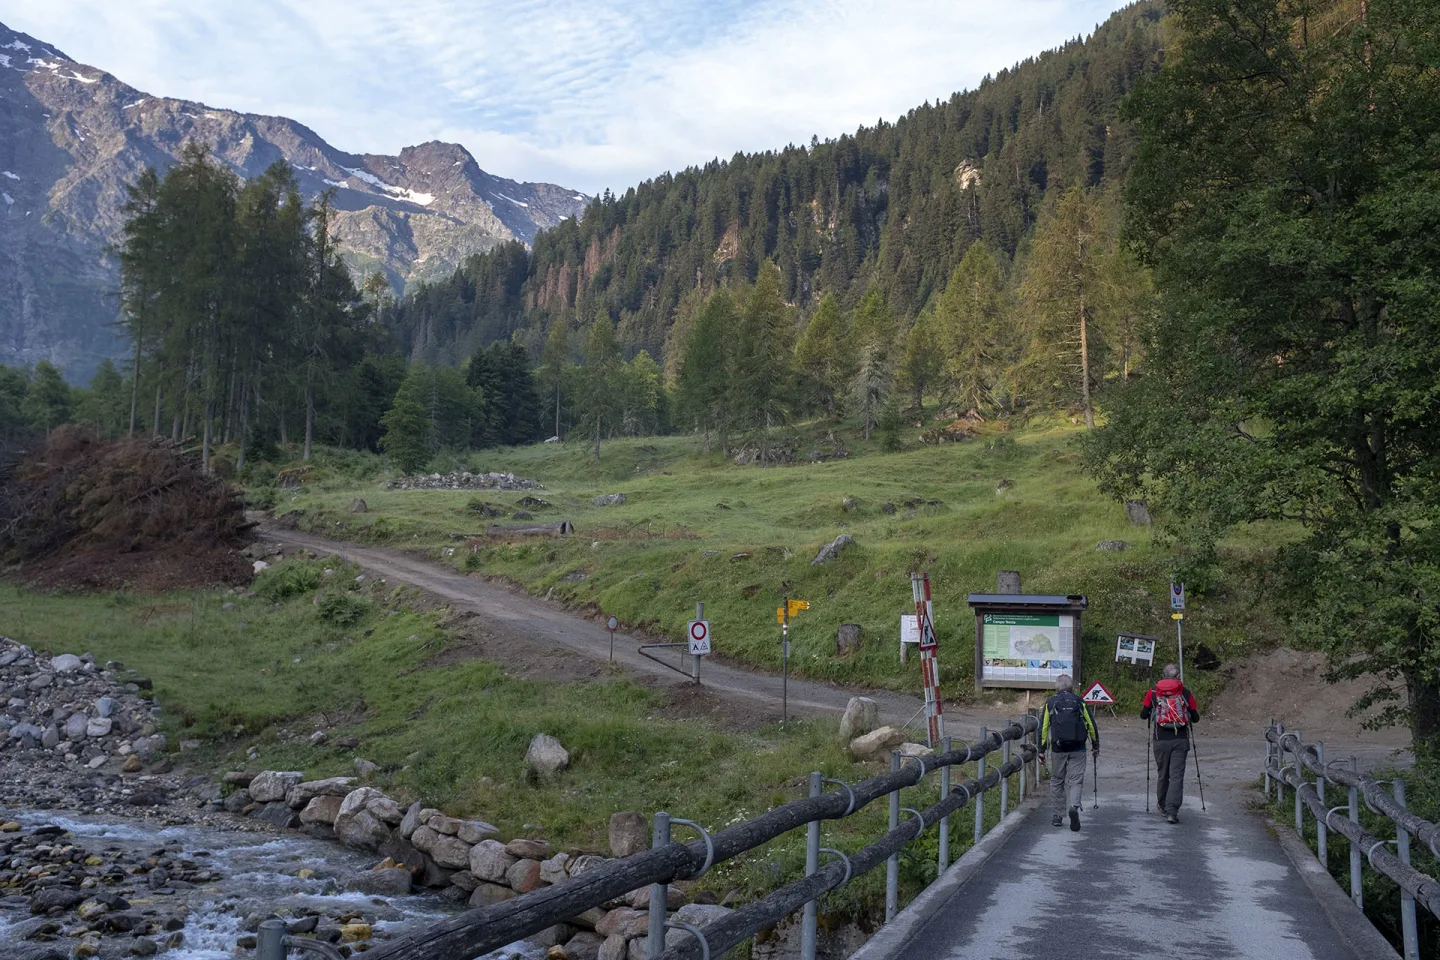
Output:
top-left (317, 591), bottom-right (370, 626)
top-left (254, 561), bottom-right (324, 602)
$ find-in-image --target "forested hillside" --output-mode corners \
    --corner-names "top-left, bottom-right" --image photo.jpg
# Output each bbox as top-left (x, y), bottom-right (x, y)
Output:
top-left (393, 1), bottom-right (1164, 366)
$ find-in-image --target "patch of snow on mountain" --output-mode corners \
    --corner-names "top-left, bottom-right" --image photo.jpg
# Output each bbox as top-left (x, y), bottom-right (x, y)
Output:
top-left (0, 55), bottom-right (10, 69)
top-left (339, 166), bottom-right (432, 205)
top-left (495, 193), bottom-right (529, 208)
top-left (1, 40), bottom-right (31, 52)
top-left (29, 58), bottom-right (62, 71)
top-left (573, 194), bottom-right (586, 201)
top-left (390, 188), bottom-right (434, 205)
top-left (123, 99), bottom-right (146, 109)
top-left (341, 165), bottom-right (384, 188)
top-left (2, 193), bottom-right (13, 206)
top-left (322, 178), bottom-right (348, 189)
top-left (62, 70), bottom-right (97, 84)
top-left (1, 172), bottom-right (18, 180)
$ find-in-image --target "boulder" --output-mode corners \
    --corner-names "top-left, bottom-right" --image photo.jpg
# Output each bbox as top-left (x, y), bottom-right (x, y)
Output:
top-left (468, 882), bottom-right (516, 908)
top-left (568, 855), bottom-right (608, 877)
top-left (346, 867), bottom-right (411, 897)
top-left (662, 904), bottom-right (733, 950)
top-left (539, 852), bottom-right (571, 885)
top-left (507, 858), bottom-right (544, 893)
top-left (898, 742), bottom-right (934, 759)
top-left (449, 870), bottom-right (481, 892)
top-left (348, 499), bottom-right (368, 514)
top-left (1125, 498), bottom-right (1151, 526)
top-left (624, 885), bottom-right (685, 910)
top-left (222, 789), bottom-right (251, 813)
top-left (593, 494), bottom-right (627, 507)
top-left (595, 908), bottom-right (648, 939)
top-left (600, 935), bottom-right (630, 960)
top-left (810, 534), bottom-right (855, 566)
top-left (429, 815), bottom-right (463, 836)
top-left (367, 796), bottom-right (404, 825)
top-left (506, 838), bottom-right (553, 860)
top-left (248, 771), bottom-right (304, 804)
top-left (335, 810), bottom-right (391, 850)
top-left (252, 802), bottom-right (301, 829)
top-left (523, 734), bottom-right (570, 780)
top-left (422, 857), bottom-right (456, 888)
top-left (285, 777), bottom-right (357, 808)
top-left (429, 836), bottom-right (473, 870)
top-left (409, 825), bottom-right (441, 854)
top-left (299, 796), bottom-right (344, 825)
top-left (1095, 540), bottom-right (1127, 552)
top-left (835, 623), bottom-right (862, 656)
top-left (997, 570), bottom-right (1022, 594)
top-left (354, 757), bottom-right (379, 779)
top-left (848, 725), bottom-right (907, 760)
top-left (378, 837), bottom-right (427, 876)
top-left (30, 887), bottom-right (87, 913)
top-left (564, 932), bottom-right (604, 960)
top-left (40, 726), bottom-right (60, 749)
top-left (398, 801), bottom-right (424, 840)
top-left (95, 697), bottom-right (117, 718)
top-left (838, 696), bottom-right (879, 742)
top-left (469, 839), bottom-right (517, 883)
top-left (608, 812), bottom-right (648, 858)
top-left (337, 787), bottom-right (382, 819)
top-left (457, 819), bottom-right (500, 844)
top-left (50, 654), bottom-right (83, 674)
top-left (85, 718), bottom-right (112, 738)
top-left (63, 714), bottom-right (88, 741)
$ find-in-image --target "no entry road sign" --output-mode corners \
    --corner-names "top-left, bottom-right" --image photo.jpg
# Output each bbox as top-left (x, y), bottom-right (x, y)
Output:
top-left (687, 619), bottom-right (711, 655)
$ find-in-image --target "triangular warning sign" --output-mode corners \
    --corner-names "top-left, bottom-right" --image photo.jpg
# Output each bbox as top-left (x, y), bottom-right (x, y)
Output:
top-left (1081, 681), bottom-right (1115, 705)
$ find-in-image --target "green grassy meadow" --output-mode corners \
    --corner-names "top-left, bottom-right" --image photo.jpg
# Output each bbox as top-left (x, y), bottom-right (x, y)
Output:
top-left (267, 417), bottom-right (1291, 711)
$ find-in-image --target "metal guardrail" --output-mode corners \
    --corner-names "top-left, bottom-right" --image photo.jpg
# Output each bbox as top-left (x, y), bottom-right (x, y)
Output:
top-left (354, 713), bottom-right (1040, 960)
top-left (1265, 722), bottom-right (1439, 960)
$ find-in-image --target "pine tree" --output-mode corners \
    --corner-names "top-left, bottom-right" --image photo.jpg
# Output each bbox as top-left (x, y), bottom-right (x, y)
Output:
top-left (728, 263), bottom-right (796, 464)
top-left (537, 320), bottom-right (570, 441)
top-left (794, 293), bottom-right (852, 418)
top-left (578, 312), bottom-right (623, 461)
top-left (895, 312), bottom-right (941, 413)
top-left (934, 243), bottom-right (1009, 413)
top-left (849, 285), bottom-right (894, 440)
top-left (22, 361), bottom-right (73, 435)
top-left (74, 359), bottom-right (127, 439)
top-left (676, 291), bottom-right (736, 448)
top-left (379, 374), bottom-right (431, 474)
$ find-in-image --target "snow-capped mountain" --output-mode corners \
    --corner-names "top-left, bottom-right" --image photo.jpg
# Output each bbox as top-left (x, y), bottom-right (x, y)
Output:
top-left (0, 21), bottom-right (589, 380)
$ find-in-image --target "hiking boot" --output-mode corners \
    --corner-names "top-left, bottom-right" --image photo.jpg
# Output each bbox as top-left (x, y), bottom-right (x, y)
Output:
top-left (1069, 806), bottom-right (1081, 832)
top-left (1051, 816), bottom-right (1063, 827)
top-left (1166, 813), bottom-right (1179, 824)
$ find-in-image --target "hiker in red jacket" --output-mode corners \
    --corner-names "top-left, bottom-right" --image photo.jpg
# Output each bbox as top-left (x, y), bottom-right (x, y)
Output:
top-left (1140, 664), bottom-right (1200, 823)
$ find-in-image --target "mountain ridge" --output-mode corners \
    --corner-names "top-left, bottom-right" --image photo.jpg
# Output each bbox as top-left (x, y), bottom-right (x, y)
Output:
top-left (0, 20), bottom-right (589, 381)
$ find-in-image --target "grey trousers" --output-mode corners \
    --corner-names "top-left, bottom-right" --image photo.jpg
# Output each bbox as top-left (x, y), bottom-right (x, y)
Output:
top-left (1050, 749), bottom-right (1086, 817)
top-left (1154, 737), bottom-right (1190, 815)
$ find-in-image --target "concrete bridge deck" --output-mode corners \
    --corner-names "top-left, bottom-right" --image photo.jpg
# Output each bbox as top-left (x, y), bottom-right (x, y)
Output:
top-left (854, 788), bottom-right (1395, 960)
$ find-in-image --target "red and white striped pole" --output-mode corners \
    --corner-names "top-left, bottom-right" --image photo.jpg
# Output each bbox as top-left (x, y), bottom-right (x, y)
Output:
top-left (912, 572), bottom-right (945, 746)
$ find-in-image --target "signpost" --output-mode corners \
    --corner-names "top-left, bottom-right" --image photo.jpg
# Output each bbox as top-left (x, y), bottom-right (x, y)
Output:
top-left (911, 572), bottom-right (945, 746)
top-left (1081, 681), bottom-right (1115, 705)
top-left (607, 615), bottom-right (618, 662)
top-left (687, 618), bottom-right (711, 656)
top-left (777, 597), bottom-right (809, 725)
top-left (1170, 582), bottom-right (1186, 681)
top-left (899, 615), bottom-right (919, 663)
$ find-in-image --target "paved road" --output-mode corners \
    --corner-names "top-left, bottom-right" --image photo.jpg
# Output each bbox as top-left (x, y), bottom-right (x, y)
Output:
top-left (882, 788), bottom-right (1361, 960)
top-left (261, 526), bottom-right (938, 725)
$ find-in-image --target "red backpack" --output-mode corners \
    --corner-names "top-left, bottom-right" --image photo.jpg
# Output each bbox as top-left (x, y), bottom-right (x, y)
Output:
top-left (1152, 678), bottom-right (1190, 731)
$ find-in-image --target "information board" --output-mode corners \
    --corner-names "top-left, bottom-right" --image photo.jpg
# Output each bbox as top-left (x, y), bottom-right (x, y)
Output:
top-left (979, 611), bottom-right (1076, 684)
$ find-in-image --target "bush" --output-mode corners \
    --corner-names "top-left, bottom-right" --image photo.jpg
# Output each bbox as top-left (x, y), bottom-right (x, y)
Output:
top-left (247, 486), bottom-right (279, 511)
top-left (317, 591), bottom-right (370, 626)
top-left (254, 561), bottom-right (324, 602)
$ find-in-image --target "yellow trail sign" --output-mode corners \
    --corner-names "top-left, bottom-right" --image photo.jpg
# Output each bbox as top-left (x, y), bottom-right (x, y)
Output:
top-left (777, 600), bottom-right (811, 623)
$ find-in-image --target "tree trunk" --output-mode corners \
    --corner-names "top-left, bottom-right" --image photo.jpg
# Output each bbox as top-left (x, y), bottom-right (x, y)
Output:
top-left (1408, 671), bottom-right (1440, 759)
top-left (128, 337), bottom-right (142, 437)
top-left (152, 382), bottom-right (162, 437)
top-left (201, 402), bottom-right (213, 473)
top-left (594, 414), bottom-right (601, 462)
top-left (304, 386), bottom-right (314, 462)
top-left (554, 385), bottom-right (561, 440)
top-left (235, 374), bottom-right (249, 474)
top-left (278, 400), bottom-right (289, 447)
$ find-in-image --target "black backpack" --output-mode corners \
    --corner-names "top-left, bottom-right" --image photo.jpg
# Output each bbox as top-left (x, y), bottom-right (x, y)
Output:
top-left (1048, 693), bottom-right (1088, 748)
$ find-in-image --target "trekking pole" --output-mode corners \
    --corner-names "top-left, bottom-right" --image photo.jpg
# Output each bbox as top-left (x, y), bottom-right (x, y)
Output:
top-left (1189, 725), bottom-right (1207, 812)
top-left (1145, 718), bottom-right (1152, 813)
top-left (1092, 750), bottom-right (1099, 809)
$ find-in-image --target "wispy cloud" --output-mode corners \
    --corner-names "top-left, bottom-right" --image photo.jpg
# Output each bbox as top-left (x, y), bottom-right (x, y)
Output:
top-left (5, 0), bottom-right (1129, 193)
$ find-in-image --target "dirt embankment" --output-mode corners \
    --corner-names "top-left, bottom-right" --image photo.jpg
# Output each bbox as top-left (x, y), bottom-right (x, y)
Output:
top-left (0, 427), bottom-right (252, 592)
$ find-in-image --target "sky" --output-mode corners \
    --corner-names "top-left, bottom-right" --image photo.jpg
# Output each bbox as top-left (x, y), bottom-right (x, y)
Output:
top-left (5, 0), bottom-right (1133, 195)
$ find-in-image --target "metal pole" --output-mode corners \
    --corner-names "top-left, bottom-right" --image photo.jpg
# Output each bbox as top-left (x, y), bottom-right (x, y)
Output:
top-left (1264, 719), bottom-right (1273, 799)
top-left (646, 812), bottom-right (670, 960)
top-left (1293, 732), bottom-right (1303, 832)
top-left (939, 736), bottom-right (952, 872)
top-left (1396, 779), bottom-right (1419, 960)
top-left (1316, 742), bottom-right (1327, 865)
top-left (782, 597), bottom-right (790, 726)
top-left (1176, 616), bottom-right (1185, 683)
top-left (693, 602), bottom-right (703, 684)
top-left (801, 771), bottom-right (821, 960)
top-left (886, 751), bottom-right (900, 922)
top-left (1019, 725), bottom-right (1027, 800)
top-left (975, 727), bottom-right (987, 845)
top-left (258, 919), bottom-right (286, 960)
top-left (1001, 737), bottom-right (1011, 816)
top-left (1348, 758), bottom-right (1362, 910)
top-left (1276, 722), bottom-right (1286, 804)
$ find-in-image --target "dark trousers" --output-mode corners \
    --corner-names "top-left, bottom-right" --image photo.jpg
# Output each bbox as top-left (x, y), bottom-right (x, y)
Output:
top-left (1154, 736), bottom-right (1189, 815)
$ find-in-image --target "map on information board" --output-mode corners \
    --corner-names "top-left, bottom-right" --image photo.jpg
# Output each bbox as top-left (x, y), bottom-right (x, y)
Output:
top-left (981, 612), bottom-right (1075, 682)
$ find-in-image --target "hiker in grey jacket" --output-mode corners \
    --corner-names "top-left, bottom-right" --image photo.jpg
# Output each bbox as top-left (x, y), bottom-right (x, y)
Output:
top-left (1038, 674), bottom-right (1100, 832)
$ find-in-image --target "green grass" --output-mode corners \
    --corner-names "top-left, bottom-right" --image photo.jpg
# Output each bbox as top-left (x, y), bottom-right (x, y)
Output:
top-left (0, 566), bottom-right (1025, 915)
top-left (267, 416), bottom-right (1290, 711)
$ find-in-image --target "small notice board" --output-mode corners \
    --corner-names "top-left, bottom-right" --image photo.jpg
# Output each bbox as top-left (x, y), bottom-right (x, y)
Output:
top-left (967, 594), bottom-right (1088, 693)
top-left (1115, 632), bottom-right (1157, 666)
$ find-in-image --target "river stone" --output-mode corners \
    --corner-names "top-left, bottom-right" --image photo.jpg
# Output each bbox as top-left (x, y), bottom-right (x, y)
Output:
top-left (595, 908), bottom-right (648, 939)
top-left (422, 856), bottom-right (456, 888)
top-left (335, 809), bottom-right (391, 850)
top-left (285, 777), bottom-right (357, 808)
top-left (50, 654), bottom-right (83, 674)
top-left (300, 796), bottom-right (344, 825)
top-left (523, 734), bottom-right (569, 780)
top-left (85, 718), bottom-right (112, 738)
top-left (539, 852), bottom-right (571, 885)
top-left (849, 725), bottom-right (907, 760)
top-left (662, 905), bottom-right (733, 950)
top-left (31, 887), bottom-right (87, 913)
top-left (449, 870), bottom-right (480, 892)
top-left (599, 935), bottom-right (628, 960)
top-left (469, 882), bottom-right (516, 907)
top-left (9, 722), bottom-right (41, 742)
top-left (568, 855), bottom-right (608, 878)
top-left (429, 815), bottom-right (463, 836)
top-left (223, 790), bottom-right (252, 814)
top-left (253, 801), bottom-right (300, 829)
top-left (40, 726), bottom-right (60, 749)
top-left (568, 907), bottom-right (606, 930)
top-left (337, 787), bottom-right (382, 818)
top-left (367, 796), bottom-right (404, 825)
top-left (565, 932), bottom-right (604, 960)
top-left (416, 807), bottom-right (441, 825)
top-left (608, 812), bottom-right (647, 858)
top-left (409, 825), bottom-right (441, 854)
top-left (469, 839), bottom-right (516, 882)
top-left (63, 714), bottom-right (88, 741)
top-left (506, 858), bottom-right (543, 893)
top-left (378, 837), bottom-right (427, 876)
top-left (624, 885), bottom-right (685, 910)
top-left (430, 836), bottom-right (473, 870)
top-left (95, 697), bottom-right (117, 718)
top-left (457, 819), bottom-right (500, 844)
top-left (505, 838), bottom-right (552, 860)
top-left (346, 867), bottom-right (411, 897)
top-left (28, 673), bottom-right (54, 691)
top-left (399, 802), bottom-right (424, 840)
top-left (249, 771), bottom-right (303, 803)
top-left (838, 696), bottom-right (880, 742)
